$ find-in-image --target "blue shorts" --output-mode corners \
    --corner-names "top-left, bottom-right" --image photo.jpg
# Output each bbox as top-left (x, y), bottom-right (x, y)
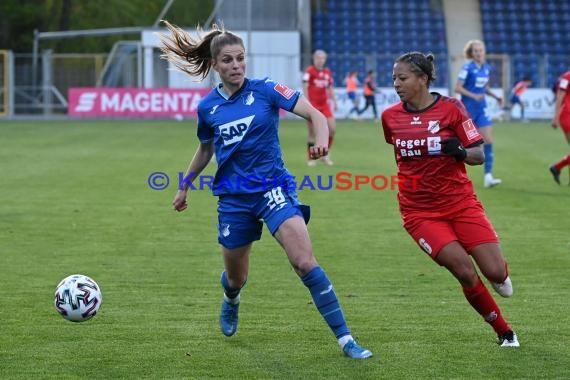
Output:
top-left (347, 92), bottom-right (356, 100)
top-left (468, 107), bottom-right (493, 128)
top-left (510, 94), bottom-right (521, 105)
top-left (217, 186), bottom-right (311, 249)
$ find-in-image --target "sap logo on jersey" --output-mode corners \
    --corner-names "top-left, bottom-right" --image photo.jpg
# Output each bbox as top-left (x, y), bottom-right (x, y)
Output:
top-left (219, 115), bottom-right (255, 146)
top-left (475, 76), bottom-right (489, 88)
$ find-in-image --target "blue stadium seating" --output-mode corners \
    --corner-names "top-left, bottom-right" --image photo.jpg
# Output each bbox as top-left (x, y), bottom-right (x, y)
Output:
top-left (480, 0), bottom-right (570, 86)
top-left (311, 0), bottom-right (568, 88)
top-left (311, 0), bottom-right (449, 86)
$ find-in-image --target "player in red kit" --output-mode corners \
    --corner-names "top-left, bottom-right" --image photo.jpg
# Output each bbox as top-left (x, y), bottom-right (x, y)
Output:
top-left (303, 49), bottom-right (337, 166)
top-left (508, 77), bottom-right (532, 121)
top-left (381, 51), bottom-right (519, 347)
top-left (549, 70), bottom-right (570, 184)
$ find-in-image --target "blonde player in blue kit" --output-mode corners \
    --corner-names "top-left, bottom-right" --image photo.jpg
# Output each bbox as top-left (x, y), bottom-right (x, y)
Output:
top-left (158, 21), bottom-right (372, 359)
top-left (455, 40), bottom-right (503, 188)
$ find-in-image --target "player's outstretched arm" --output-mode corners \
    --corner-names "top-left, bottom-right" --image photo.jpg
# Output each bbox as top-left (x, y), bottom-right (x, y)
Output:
top-left (173, 142), bottom-right (214, 212)
top-left (292, 97), bottom-right (329, 158)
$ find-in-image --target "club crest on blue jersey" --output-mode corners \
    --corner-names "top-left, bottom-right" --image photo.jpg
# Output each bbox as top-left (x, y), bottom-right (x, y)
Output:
top-left (219, 115), bottom-right (255, 146)
top-left (244, 92), bottom-right (255, 105)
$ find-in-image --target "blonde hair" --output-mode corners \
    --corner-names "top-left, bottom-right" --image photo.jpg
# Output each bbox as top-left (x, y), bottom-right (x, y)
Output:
top-left (312, 49), bottom-right (327, 60)
top-left (157, 20), bottom-right (244, 80)
top-left (463, 39), bottom-right (485, 60)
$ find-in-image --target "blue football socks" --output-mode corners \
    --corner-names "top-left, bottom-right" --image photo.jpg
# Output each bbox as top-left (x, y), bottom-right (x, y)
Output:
top-left (221, 271), bottom-right (243, 300)
top-left (301, 266), bottom-right (350, 339)
top-left (484, 143), bottom-right (494, 174)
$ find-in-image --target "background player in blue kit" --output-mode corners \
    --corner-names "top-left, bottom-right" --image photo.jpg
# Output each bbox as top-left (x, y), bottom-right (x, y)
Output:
top-left (455, 39), bottom-right (503, 188)
top-left (158, 21), bottom-right (372, 359)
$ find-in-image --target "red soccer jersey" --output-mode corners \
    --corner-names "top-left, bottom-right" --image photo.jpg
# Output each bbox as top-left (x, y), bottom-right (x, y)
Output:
top-left (512, 80), bottom-right (529, 96)
top-left (381, 93), bottom-right (484, 214)
top-left (303, 65), bottom-right (333, 105)
top-left (363, 76), bottom-right (375, 96)
top-left (558, 71), bottom-right (570, 112)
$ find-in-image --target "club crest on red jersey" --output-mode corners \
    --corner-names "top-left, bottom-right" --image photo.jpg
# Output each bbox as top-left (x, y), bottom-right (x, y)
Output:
top-left (427, 120), bottom-right (440, 133)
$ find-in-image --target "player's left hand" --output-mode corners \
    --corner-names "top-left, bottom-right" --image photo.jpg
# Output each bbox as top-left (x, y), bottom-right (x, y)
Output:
top-left (440, 137), bottom-right (467, 161)
top-left (173, 190), bottom-right (189, 212)
top-left (309, 145), bottom-right (329, 159)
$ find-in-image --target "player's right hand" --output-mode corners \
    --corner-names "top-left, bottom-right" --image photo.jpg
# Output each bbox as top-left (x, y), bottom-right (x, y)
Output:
top-left (173, 190), bottom-right (188, 212)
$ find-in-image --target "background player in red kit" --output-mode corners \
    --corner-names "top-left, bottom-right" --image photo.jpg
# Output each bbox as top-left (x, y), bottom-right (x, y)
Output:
top-left (508, 77), bottom-right (532, 122)
top-left (381, 51), bottom-right (519, 347)
top-left (549, 69), bottom-right (570, 184)
top-left (303, 49), bottom-right (336, 166)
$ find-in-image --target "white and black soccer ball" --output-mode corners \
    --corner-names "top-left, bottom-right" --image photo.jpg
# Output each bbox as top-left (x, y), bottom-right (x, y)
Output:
top-left (54, 274), bottom-right (102, 322)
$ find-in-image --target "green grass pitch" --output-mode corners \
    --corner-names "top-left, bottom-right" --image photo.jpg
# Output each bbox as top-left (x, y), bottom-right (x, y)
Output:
top-left (1, 118), bottom-right (569, 379)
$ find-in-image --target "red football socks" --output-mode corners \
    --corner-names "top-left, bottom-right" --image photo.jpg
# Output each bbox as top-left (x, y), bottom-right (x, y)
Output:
top-left (462, 278), bottom-right (510, 335)
top-left (307, 142), bottom-right (315, 159)
top-left (554, 154), bottom-right (570, 171)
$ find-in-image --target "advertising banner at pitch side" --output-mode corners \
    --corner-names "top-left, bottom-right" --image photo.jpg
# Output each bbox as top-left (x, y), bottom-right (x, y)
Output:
top-left (68, 88), bottom-right (209, 118)
top-left (69, 87), bottom-right (556, 120)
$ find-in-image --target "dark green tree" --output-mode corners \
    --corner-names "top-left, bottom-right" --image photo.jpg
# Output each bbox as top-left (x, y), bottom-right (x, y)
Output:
top-left (0, 0), bottom-right (214, 52)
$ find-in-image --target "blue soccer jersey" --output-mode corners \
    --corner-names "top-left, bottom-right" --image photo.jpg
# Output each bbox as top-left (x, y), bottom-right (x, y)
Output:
top-left (197, 78), bottom-right (300, 195)
top-left (457, 61), bottom-right (492, 111)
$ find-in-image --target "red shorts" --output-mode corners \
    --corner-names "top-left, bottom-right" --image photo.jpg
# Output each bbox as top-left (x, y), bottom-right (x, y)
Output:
top-left (312, 101), bottom-right (333, 119)
top-left (403, 201), bottom-right (499, 260)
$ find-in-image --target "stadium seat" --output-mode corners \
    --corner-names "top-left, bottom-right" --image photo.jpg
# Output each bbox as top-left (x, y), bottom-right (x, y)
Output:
top-left (492, 2), bottom-right (504, 11)
top-left (534, 21), bottom-right (547, 32)
top-left (506, 2), bottom-right (517, 12)
top-left (546, 2), bottom-right (557, 12)
top-left (531, 2), bottom-right (544, 11)
top-left (412, 0), bottom-right (429, 12)
top-left (519, 2), bottom-right (531, 11)
top-left (390, 2), bottom-right (404, 11)
top-left (364, 2), bottom-right (377, 12)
